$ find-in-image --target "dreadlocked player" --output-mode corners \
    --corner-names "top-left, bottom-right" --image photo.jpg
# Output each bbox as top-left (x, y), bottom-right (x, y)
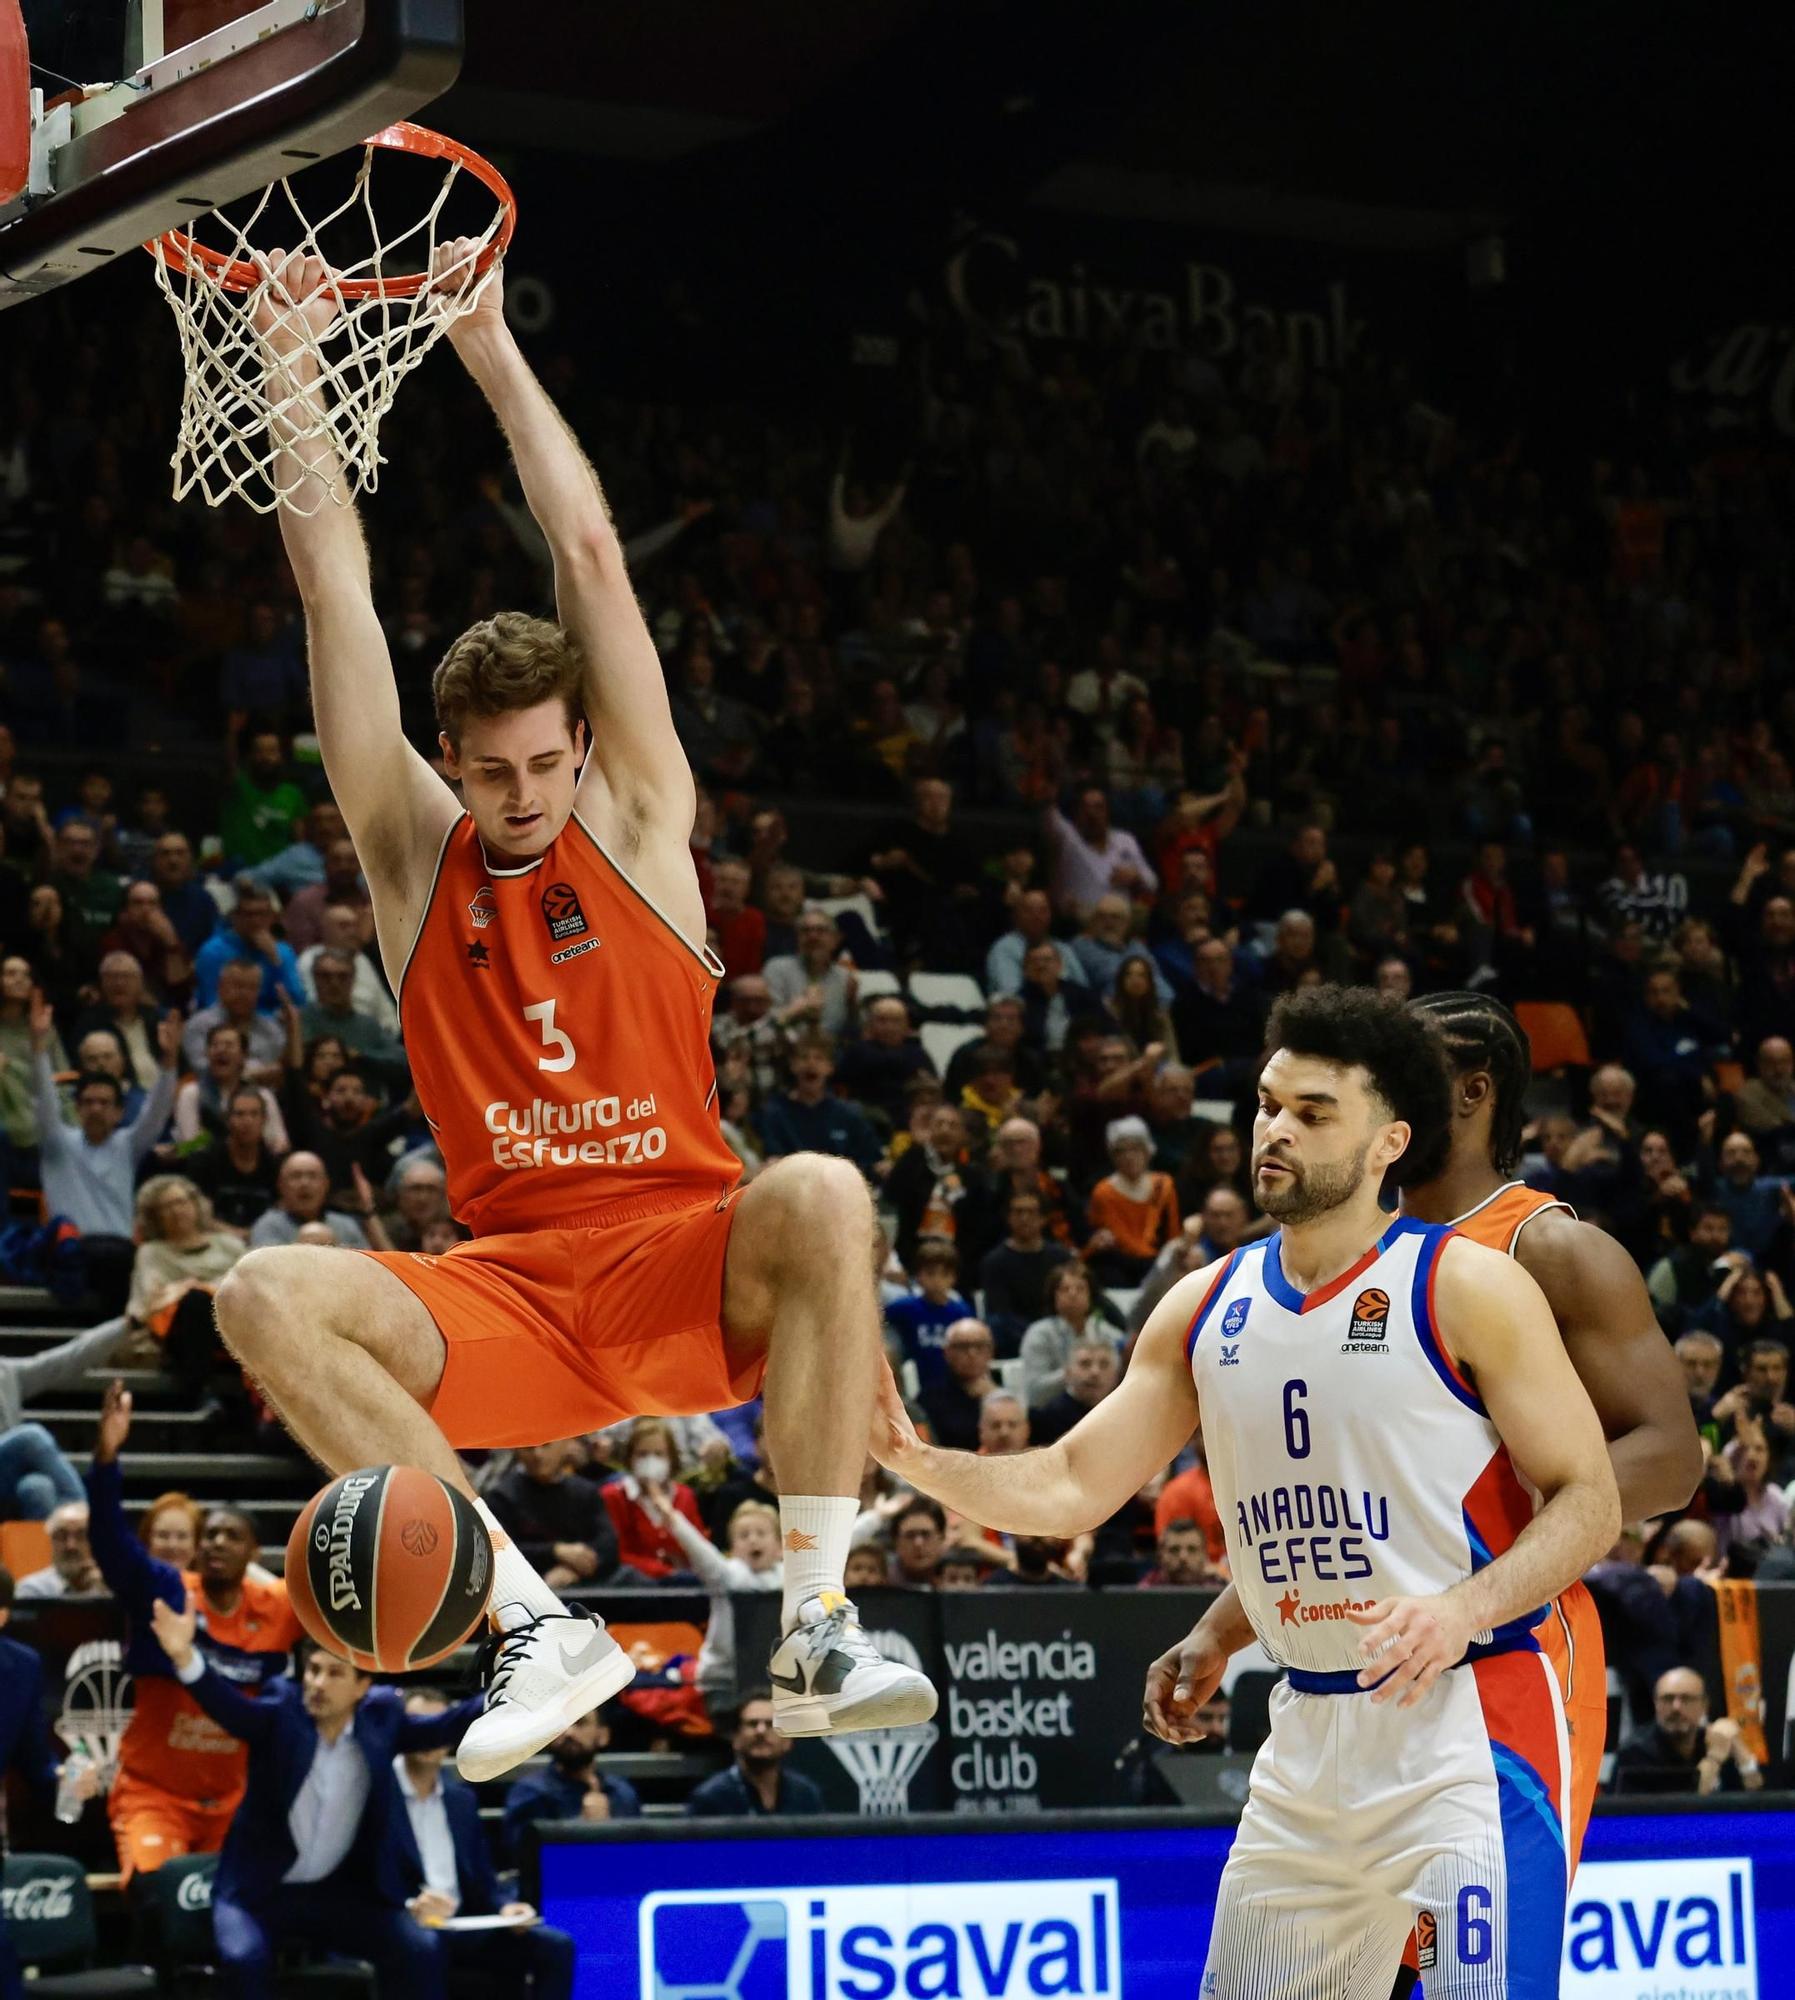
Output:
top-left (1144, 991), bottom-right (1701, 1997)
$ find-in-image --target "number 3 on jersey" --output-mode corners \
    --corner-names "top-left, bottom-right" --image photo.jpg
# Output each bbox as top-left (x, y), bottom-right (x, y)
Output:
top-left (523, 998), bottom-right (577, 1073)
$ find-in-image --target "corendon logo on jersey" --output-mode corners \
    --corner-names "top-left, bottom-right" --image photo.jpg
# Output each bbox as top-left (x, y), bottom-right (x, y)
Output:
top-left (1273, 1589), bottom-right (1377, 1626)
top-left (468, 885), bottom-right (497, 929)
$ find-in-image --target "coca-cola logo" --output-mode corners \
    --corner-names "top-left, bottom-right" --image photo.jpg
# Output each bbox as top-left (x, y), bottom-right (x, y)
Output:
top-left (1671, 322), bottom-right (1795, 438)
top-left (176, 1872), bottom-right (213, 1912)
top-left (3, 1876), bottom-right (75, 1921)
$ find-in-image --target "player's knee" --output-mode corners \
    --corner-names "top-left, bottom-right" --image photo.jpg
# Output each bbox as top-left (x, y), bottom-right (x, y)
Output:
top-left (213, 1249), bottom-right (309, 1367)
top-left (759, 1152), bottom-right (874, 1258)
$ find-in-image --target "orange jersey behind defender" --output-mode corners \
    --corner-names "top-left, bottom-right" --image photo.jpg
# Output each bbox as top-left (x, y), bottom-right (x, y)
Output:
top-left (1450, 1178), bottom-right (1605, 1874)
top-left (400, 810), bottom-right (741, 1234)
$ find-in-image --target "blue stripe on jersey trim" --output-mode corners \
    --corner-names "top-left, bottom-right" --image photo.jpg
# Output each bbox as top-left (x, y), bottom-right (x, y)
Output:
top-left (1261, 1214), bottom-right (1419, 1315)
top-left (1260, 1231), bottom-right (1305, 1314)
top-left (1286, 1632), bottom-right (1541, 1695)
top-left (1410, 1222), bottom-right (1487, 1415)
top-left (1184, 1248), bottom-right (1245, 1359)
top-left (1490, 1742), bottom-right (1567, 1859)
top-left (1287, 1664), bottom-right (1394, 1694)
top-left (1490, 1734), bottom-right (1569, 1993)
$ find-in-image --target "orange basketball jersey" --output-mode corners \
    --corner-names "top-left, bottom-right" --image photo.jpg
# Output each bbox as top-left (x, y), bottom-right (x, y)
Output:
top-left (399, 810), bottom-right (741, 1235)
top-left (1447, 1176), bottom-right (1605, 1871)
top-left (118, 1570), bottom-right (303, 1804)
top-left (1446, 1179), bottom-right (1574, 1257)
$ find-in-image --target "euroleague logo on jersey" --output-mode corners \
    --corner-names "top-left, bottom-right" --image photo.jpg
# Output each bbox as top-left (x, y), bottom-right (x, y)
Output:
top-left (1341, 1286), bottom-right (1391, 1355)
top-left (541, 881), bottom-right (588, 940)
top-left (541, 881), bottom-right (601, 963)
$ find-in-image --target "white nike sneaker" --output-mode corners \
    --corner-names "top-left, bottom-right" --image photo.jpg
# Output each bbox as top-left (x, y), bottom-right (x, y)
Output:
top-left (456, 1607), bottom-right (636, 1783)
top-left (768, 1592), bottom-right (939, 1737)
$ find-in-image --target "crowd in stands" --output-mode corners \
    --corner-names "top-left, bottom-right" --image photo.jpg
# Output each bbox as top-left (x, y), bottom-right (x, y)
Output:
top-left (2, 231), bottom-right (1795, 1985)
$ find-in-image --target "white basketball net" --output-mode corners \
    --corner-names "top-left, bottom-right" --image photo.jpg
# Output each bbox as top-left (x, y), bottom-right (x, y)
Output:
top-left (56, 1637), bottom-right (133, 1788)
top-left (824, 1723), bottom-right (939, 1815)
top-left (149, 136), bottom-right (506, 515)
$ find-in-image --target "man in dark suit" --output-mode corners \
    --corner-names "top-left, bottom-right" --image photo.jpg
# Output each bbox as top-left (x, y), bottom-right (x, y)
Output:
top-left (686, 1690), bottom-right (824, 1818)
top-left (396, 1689), bottom-right (575, 1999)
top-left (500, 1706), bottom-right (641, 1867)
top-left (149, 1595), bottom-right (478, 1999)
top-left (0, 1566), bottom-right (97, 2000)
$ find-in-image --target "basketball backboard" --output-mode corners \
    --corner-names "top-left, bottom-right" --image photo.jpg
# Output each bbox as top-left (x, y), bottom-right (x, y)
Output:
top-left (0, 0), bottom-right (461, 308)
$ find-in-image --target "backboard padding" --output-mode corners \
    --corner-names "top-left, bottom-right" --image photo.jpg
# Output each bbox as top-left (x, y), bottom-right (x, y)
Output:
top-left (0, 0), bottom-right (461, 308)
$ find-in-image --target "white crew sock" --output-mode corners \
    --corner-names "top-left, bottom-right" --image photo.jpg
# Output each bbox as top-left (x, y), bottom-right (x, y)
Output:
top-left (474, 1497), bottom-right (567, 1632)
top-left (779, 1495), bottom-right (860, 1626)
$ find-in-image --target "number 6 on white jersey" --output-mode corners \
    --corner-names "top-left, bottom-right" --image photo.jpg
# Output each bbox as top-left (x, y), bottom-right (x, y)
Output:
top-left (523, 998), bottom-right (576, 1073)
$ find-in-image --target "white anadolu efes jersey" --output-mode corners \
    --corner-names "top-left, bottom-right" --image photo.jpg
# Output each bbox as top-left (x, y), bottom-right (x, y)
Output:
top-left (1188, 1216), bottom-right (1543, 1681)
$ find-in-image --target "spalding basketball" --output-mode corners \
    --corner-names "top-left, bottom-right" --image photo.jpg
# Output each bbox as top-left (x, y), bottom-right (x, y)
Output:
top-left (285, 1466), bottom-right (492, 1673)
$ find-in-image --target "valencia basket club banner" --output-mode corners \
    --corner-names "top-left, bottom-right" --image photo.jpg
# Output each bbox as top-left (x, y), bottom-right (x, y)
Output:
top-left (735, 1587), bottom-right (1219, 1813)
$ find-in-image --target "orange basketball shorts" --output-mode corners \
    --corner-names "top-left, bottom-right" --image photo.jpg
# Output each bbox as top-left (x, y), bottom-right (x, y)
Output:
top-left (108, 1771), bottom-right (238, 1881)
top-left (1535, 1577), bottom-right (1606, 1872)
top-left (363, 1193), bottom-right (761, 1448)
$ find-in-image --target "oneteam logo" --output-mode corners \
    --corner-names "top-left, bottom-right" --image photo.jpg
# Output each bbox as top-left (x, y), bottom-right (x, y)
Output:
top-left (1564, 1858), bottom-right (1755, 1997)
top-left (640, 1880), bottom-right (1120, 2000)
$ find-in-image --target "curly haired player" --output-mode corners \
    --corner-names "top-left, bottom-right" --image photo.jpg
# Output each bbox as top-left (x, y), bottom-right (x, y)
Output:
top-left (880, 990), bottom-right (1621, 1997)
top-left (1144, 991), bottom-right (1699, 1997)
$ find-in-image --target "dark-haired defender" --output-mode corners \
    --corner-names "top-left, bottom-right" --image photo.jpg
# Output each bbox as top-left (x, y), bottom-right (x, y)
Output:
top-left (210, 247), bottom-right (935, 1782)
top-left (1147, 993), bottom-right (1701, 1992)
top-left (875, 990), bottom-right (1619, 1997)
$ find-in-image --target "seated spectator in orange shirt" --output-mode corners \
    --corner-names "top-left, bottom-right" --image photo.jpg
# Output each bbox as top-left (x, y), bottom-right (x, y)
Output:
top-left (1083, 1117), bottom-right (1179, 1284)
top-left (1156, 1453), bottom-right (1229, 1570)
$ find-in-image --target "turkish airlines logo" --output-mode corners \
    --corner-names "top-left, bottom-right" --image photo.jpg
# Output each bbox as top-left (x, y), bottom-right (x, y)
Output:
top-left (1342, 1287), bottom-right (1391, 1353)
top-left (541, 881), bottom-right (588, 942)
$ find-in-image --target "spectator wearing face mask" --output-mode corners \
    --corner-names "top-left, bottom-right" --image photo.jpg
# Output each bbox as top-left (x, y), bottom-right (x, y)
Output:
top-left (601, 1421), bottom-right (706, 1580)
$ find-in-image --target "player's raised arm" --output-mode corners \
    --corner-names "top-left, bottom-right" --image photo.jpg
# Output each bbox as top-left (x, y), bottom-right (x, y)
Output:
top-left (440, 246), bottom-right (694, 835)
top-left (870, 1263), bottom-right (1211, 1536)
top-left (1348, 1238), bottom-right (1620, 1705)
top-left (257, 254), bottom-right (455, 905)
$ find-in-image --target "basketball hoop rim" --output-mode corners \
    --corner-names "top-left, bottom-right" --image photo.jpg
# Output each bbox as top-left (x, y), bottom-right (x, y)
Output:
top-left (145, 121), bottom-right (517, 297)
